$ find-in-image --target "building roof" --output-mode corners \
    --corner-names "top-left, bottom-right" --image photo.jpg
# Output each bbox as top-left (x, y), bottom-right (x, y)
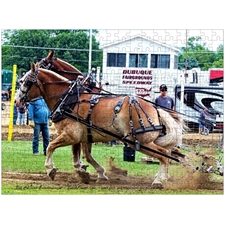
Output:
top-left (100, 34), bottom-right (181, 52)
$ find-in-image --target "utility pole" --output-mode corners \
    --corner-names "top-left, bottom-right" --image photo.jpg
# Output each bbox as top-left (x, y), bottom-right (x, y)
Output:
top-left (88, 29), bottom-right (92, 73)
top-left (181, 29), bottom-right (188, 116)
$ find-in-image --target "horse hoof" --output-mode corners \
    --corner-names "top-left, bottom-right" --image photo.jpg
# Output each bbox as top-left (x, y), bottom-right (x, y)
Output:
top-left (81, 164), bottom-right (89, 171)
top-left (96, 177), bottom-right (109, 183)
top-left (151, 182), bottom-right (164, 189)
top-left (49, 168), bottom-right (57, 180)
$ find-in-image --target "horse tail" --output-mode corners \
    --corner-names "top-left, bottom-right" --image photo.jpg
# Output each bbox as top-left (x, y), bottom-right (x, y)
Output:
top-left (168, 111), bottom-right (190, 134)
top-left (154, 109), bottom-right (189, 148)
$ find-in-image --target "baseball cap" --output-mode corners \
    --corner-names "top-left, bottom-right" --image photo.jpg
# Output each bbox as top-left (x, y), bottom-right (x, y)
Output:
top-left (160, 84), bottom-right (167, 91)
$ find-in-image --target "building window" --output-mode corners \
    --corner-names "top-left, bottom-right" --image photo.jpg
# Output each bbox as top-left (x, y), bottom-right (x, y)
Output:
top-left (107, 53), bottom-right (126, 67)
top-left (150, 54), bottom-right (170, 69)
top-left (174, 55), bottom-right (178, 69)
top-left (129, 54), bottom-right (148, 68)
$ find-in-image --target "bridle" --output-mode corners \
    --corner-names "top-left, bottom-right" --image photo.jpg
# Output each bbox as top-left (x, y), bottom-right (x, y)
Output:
top-left (39, 57), bottom-right (54, 70)
top-left (19, 69), bottom-right (39, 103)
top-left (19, 67), bottom-right (78, 104)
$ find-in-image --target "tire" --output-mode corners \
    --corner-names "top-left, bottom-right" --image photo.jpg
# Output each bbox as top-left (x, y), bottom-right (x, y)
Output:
top-left (2, 103), bottom-right (6, 110)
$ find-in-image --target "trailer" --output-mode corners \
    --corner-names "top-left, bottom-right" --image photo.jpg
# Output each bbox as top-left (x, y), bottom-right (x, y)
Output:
top-left (174, 84), bottom-right (224, 132)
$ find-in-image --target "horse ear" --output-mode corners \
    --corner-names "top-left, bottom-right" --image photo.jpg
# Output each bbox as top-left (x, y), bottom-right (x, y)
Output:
top-left (35, 62), bottom-right (40, 68)
top-left (49, 50), bottom-right (54, 58)
top-left (31, 62), bottom-right (35, 72)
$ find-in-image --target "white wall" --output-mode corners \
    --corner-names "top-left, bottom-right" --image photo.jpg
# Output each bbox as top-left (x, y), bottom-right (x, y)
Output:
top-left (100, 36), bottom-right (210, 101)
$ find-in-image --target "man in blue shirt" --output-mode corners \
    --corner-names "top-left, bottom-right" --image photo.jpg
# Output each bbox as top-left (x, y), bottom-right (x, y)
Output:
top-left (198, 108), bottom-right (208, 134)
top-left (28, 97), bottom-right (51, 156)
top-left (155, 84), bottom-right (174, 110)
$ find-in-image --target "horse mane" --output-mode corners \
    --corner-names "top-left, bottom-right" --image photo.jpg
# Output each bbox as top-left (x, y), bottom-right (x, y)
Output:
top-left (55, 58), bottom-right (82, 73)
top-left (46, 50), bottom-right (82, 74)
top-left (38, 67), bottom-right (71, 82)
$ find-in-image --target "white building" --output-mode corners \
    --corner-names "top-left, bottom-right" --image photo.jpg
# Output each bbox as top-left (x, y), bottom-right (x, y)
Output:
top-left (100, 34), bottom-right (182, 100)
top-left (98, 34), bottom-right (223, 131)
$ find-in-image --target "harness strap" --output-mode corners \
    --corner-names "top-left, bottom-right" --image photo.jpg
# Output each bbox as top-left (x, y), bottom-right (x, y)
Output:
top-left (112, 96), bottom-right (127, 132)
top-left (131, 97), bottom-right (145, 130)
top-left (133, 125), bottom-right (164, 135)
top-left (137, 101), bottom-right (156, 128)
top-left (128, 96), bottom-right (140, 150)
top-left (50, 79), bottom-right (84, 122)
top-left (114, 97), bottom-right (126, 114)
top-left (86, 95), bottom-right (102, 143)
top-left (62, 109), bottom-right (181, 162)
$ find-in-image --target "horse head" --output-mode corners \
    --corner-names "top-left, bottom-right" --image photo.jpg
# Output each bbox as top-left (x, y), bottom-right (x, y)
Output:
top-left (15, 62), bottom-right (40, 107)
top-left (15, 62), bottom-right (71, 110)
top-left (38, 50), bottom-right (84, 79)
top-left (38, 50), bottom-right (103, 93)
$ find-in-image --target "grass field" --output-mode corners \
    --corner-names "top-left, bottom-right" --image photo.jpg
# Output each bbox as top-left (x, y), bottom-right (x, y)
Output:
top-left (1, 140), bottom-right (224, 194)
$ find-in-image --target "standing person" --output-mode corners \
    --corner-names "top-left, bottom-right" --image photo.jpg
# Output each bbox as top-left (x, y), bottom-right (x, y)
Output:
top-left (17, 104), bottom-right (27, 125)
top-left (13, 100), bottom-right (18, 125)
top-left (154, 84), bottom-right (182, 149)
top-left (155, 84), bottom-right (174, 110)
top-left (198, 108), bottom-right (208, 134)
top-left (25, 102), bottom-right (29, 125)
top-left (28, 97), bottom-right (51, 156)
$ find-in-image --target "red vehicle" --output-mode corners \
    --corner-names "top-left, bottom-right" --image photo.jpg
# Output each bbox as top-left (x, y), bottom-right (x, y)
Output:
top-left (209, 68), bottom-right (223, 84)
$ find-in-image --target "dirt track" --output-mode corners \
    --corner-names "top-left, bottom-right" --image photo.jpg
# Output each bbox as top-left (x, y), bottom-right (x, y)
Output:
top-left (1, 124), bottom-right (223, 148)
top-left (2, 168), bottom-right (223, 192)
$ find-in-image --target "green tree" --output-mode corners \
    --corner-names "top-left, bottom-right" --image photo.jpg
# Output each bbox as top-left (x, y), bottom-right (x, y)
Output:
top-left (1, 29), bottom-right (102, 76)
top-left (178, 36), bottom-right (223, 70)
top-left (212, 44), bottom-right (224, 68)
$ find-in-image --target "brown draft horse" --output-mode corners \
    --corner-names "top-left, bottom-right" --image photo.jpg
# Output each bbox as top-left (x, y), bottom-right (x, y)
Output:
top-left (37, 50), bottom-right (107, 179)
top-left (19, 50), bottom-right (114, 181)
top-left (16, 63), bottom-right (188, 188)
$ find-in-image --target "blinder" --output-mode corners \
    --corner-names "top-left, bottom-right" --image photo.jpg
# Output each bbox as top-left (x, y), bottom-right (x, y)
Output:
top-left (39, 57), bottom-right (54, 70)
top-left (20, 68), bottom-right (38, 103)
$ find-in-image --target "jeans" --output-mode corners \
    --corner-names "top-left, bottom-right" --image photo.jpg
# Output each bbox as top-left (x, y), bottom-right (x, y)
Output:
top-left (32, 123), bottom-right (50, 155)
top-left (18, 112), bottom-right (25, 125)
top-left (13, 113), bottom-right (18, 125)
top-left (198, 120), bottom-right (204, 128)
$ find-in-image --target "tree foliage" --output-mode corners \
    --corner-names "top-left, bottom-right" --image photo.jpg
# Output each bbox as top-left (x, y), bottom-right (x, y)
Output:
top-left (1, 29), bottom-right (102, 77)
top-left (1, 31), bottom-right (223, 78)
top-left (178, 36), bottom-right (223, 70)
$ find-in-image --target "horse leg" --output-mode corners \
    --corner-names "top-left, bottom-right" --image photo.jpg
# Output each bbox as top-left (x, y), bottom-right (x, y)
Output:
top-left (151, 161), bottom-right (169, 189)
top-left (138, 142), bottom-right (170, 189)
top-left (81, 143), bottom-right (108, 181)
top-left (72, 143), bottom-right (89, 171)
top-left (45, 134), bottom-right (71, 180)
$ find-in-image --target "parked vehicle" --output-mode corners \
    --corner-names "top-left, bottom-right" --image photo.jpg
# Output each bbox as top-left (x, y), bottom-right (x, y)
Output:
top-left (1, 83), bottom-right (12, 101)
top-left (174, 84), bottom-right (223, 132)
top-left (2, 102), bottom-right (6, 110)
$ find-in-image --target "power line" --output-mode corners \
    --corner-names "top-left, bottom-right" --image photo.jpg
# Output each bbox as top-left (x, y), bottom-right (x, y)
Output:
top-left (3, 45), bottom-right (102, 52)
top-left (2, 45), bottom-right (223, 54)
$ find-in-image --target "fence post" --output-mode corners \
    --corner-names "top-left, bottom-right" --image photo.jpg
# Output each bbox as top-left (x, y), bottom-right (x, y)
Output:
top-left (8, 64), bottom-right (17, 141)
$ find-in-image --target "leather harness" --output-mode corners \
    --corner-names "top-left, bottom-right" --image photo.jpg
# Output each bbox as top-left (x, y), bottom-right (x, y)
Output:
top-left (50, 79), bottom-right (165, 147)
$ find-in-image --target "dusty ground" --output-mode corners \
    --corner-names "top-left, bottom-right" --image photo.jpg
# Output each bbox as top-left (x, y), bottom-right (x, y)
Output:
top-left (2, 168), bottom-right (223, 192)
